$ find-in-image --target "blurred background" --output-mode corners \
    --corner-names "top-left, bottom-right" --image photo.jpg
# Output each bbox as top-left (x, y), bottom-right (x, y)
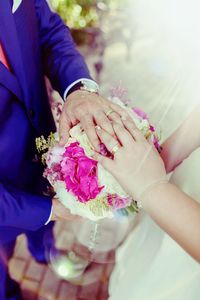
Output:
top-left (10, 0), bottom-right (200, 299)
top-left (48, 0), bottom-right (200, 138)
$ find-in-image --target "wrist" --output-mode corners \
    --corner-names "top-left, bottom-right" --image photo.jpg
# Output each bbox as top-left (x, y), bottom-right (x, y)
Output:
top-left (66, 80), bottom-right (99, 98)
top-left (66, 89), bottom-right (92, 100)
top-left (137, 180), bottom-right (169, 209)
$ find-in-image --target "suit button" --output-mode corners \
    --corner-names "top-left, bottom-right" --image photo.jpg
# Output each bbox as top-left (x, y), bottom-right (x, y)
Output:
top-left (29, 109), bottom-right (35, 119)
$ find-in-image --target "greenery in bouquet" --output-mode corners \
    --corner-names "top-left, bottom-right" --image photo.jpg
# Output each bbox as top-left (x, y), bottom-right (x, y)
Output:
top-left (51, 0), bottom-right (123, 29)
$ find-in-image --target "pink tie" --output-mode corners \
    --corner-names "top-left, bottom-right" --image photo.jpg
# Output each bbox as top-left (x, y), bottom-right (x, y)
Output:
top-left (0, 43), bottom-right (10, 70)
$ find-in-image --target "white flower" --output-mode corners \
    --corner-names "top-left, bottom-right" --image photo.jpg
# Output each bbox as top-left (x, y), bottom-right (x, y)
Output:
top-left (46, 145), bottom-right (65, 168)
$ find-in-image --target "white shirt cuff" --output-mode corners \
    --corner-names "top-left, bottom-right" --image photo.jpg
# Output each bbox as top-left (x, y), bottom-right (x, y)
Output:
top-left (63, 78), bottom-right (98, 100)
top-left (45, 205), bottom-right (53, 225)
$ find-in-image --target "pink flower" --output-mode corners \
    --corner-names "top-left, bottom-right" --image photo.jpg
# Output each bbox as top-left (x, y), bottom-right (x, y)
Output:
top-left (153, 136), bottom-right (162, 153)
top-left (110, 84), bottom-right (127, 100)
top-left (133, 107), bottom-right (149, 120)
top-left (107, 194), bottom-right (132, 210)
top-left (44, 164), bottom-right (63, 183)
top-left (44, 146), bottom-right (65, 183)
top-left (110, 83), bottom-right (130, 105)
top-left (149, 125), bottom-right (155, 132)
top-left (61, 142), bottom-right (104, 203)
top-left (46, 145), bottom-right (65, 167)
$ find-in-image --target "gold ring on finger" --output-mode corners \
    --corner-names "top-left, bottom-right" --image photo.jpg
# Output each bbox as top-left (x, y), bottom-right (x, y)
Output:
top-left (111, 144), bottom-right (121, 155)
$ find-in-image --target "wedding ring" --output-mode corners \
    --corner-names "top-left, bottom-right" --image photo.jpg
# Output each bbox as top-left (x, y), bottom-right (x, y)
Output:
top-left (106, 109), bottom-right (114, 117)
top-left (111, 144), bottom-right (121, 155)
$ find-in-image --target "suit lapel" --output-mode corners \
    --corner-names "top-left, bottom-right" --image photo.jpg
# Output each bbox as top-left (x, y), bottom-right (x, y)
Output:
top-left (0, 0), bottom-right (25, 102)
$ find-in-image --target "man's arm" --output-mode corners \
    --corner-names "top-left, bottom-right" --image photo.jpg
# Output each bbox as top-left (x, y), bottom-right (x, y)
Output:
top-left (34, 0), bottom-right (130, 149)
top-left (0, 181), bottom-right (78, 231)
top-left (0, 182), bottom-right (52, 231)
top-left (34, 0), bottom-right (92, 98)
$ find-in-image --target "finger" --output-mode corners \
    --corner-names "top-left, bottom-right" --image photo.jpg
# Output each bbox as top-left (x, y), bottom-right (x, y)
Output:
top-left (94, 111), bottom-right (115, 135)
top-left (122, 119), bottom-right (146, 142)
top-left (93, 152), bottom-right (114, 172)
top-left (96, 126), bottom-right (121, 153)
top-left (107, 111), bottom-right (123, 125)
top-left (109, 103), bottom-right (133, 121)
top-left (59, 112), bottom-right (71, 146)
top-left (68, 112), bottom-right (78, 126)
top-left (67, 214), bottom-right (82, 221)
top-left (79, 114), bottom-right (100, 150)
top-left (112, 122), bottom-right (135, 147)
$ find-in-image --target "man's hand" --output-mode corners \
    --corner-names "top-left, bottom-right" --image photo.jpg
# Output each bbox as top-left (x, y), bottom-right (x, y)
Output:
top-left (59, 90), bottom-right (130, 151)
top-left (51, 198), bottom-right (81, 221)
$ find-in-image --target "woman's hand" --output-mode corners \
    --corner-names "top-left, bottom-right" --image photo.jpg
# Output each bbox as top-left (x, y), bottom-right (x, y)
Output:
top-left (94, 119), bottom-right (167, 200)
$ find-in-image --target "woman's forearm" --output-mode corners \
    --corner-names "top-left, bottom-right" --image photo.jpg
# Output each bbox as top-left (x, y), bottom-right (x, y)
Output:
top-left (161, 105), bottom-right (200, 173)
top-left (140, 183), bottom-right (200, 262)
top-left (94, 113), bottom-right (200, 262)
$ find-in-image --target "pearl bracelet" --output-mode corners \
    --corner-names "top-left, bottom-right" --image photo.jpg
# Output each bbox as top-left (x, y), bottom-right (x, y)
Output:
top-left (136, 179), bottom-right (168, 209)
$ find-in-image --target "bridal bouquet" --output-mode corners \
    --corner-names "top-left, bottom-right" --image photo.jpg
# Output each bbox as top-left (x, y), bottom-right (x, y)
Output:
top-left (36, 89), bottom-right (161, 221)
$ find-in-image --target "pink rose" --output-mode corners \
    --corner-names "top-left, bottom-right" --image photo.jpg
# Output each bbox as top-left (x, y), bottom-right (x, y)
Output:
top-left (61, 142), bottom-right (103, 203)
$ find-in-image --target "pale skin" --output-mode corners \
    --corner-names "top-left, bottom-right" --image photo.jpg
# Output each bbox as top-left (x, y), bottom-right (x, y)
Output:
top-left (93, 108), bottom-right (200, 263)
top-left (51, 89), bottom-right (131, 221)
top-left (161, 105), bottom-right (200, 172)
top-left (51, 198), bottom-right (80, 221)
top-left (59, 90), bottom-right (128, 149)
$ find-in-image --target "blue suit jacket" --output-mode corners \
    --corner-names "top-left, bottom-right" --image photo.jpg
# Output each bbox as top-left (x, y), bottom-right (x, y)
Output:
top-left (0, 0), bottom-right (91, 243)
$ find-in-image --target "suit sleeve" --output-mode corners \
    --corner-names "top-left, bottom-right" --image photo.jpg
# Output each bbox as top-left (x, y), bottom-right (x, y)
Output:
top-left (0, 182), bottom-right (52, 231)
top-left (34, 0), bottom-right (92, 98)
